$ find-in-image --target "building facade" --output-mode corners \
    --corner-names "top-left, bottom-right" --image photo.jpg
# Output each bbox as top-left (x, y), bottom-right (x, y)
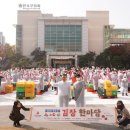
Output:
top-left (104, 25), bottom-right (130, 50)
top-left (16, 10), bottom-right (109, 67)
top-left (0, 32), bottom-right (5, 44)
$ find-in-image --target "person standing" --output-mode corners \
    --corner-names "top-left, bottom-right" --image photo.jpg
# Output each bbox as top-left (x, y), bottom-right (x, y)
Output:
top-left (121, 74), bottom-right (128, 96)
top-left (73, 74), bottom-right (86, 107)
top-left (93, 71), bottom-right (99, 91)
top-left (12, 69), bottom-right (18, 83)
top-left (53, 73), bottom-right (71, 107)
top-left (118, 71), bottom-right (123, 88)
top-left (0, 75), bottom-right (4, 86)
top-left (50, 73), bottom-right (57, 91)
top-left (38, 73), bottom-right (45, 93)
top-left (127, 70), bottom-right (130, 91)
top-left (111, 70), bottom-right (118, 86)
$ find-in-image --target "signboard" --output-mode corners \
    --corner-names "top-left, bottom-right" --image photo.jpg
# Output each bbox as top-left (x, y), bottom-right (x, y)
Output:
top-left (30, 107), bottom-right (115, 124)
top-left (18, 4), bottom-right (40, 10)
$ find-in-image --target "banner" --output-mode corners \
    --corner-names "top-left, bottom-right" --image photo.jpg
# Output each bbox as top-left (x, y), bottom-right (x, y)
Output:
top-left (31, 107), bottom-right (115, 124)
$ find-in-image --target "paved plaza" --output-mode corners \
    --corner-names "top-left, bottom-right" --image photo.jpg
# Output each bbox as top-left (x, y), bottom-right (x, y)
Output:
top-left (0, 88), bottom-right (130, 106)
top-left (0, 89), bottom-right (130, 130)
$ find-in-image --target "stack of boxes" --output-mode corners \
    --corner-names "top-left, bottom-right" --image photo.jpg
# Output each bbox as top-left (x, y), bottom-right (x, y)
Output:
top-left (111, 85), bottom-right (118, 97)
top-left (86, 83), bottom-right (95, 92)
top-left (97, 80), bottom-right (118, 98)
top-left (11, 82), bottom-right (16, 91)
top-left (25, 82), bottom-right (35, 98)
top-left (104, 80), bottom-right (118, 97)
top-left (16, 82), bottom-right (25, 99)
top-left (104, 80), bottom-right (112, 97)
top-left (5, 85), bottom-right (13, 93)
top-left (16, 81), bottom-right (36, 99)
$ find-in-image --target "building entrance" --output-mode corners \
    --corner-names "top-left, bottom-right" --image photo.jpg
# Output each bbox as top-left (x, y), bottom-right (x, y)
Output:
top-left (51, 59), bottom-right (75, 68)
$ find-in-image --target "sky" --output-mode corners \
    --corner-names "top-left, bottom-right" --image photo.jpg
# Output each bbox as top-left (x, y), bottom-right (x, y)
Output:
top-left (0, 0), bottom-right (130, 45)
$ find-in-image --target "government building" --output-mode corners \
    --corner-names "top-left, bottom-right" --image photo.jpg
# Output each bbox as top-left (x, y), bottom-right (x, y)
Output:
top-left (16, 9), bottom-right (109, 67)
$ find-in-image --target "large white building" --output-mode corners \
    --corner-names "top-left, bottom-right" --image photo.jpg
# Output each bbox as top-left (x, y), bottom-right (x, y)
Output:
top-left (16, 10), bottom-right (109, 67)
top-left (0, 32), bottom-right (5, 44)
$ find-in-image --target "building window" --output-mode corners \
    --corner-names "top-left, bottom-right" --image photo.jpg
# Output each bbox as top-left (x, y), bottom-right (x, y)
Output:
top-left (45, 24), bottom-right (82, 52)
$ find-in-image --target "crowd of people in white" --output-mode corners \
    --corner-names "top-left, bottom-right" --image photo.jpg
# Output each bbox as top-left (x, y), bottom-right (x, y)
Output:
top-left (0, 67), bottom-right (130, 107)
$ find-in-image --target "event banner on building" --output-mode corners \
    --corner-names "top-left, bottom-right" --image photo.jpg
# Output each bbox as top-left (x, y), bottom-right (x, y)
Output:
top-left (30, 107), bottom-right (115, 124)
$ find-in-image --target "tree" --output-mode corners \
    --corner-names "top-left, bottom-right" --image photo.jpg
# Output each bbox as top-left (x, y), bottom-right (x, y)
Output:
top-left (95, 52), bottom-right (109, 67)
top-left (95, 45), bottom-right (129, 69)
top-left (111, 56), bottom-right (123, 69)
top-left (121, 52), bottom-right (130, 69)
top-left (107, 45), bottom-right (125, 56)
top-left (31, 47), bottom-right (46, 67)
top-left (14, 56), bottom-right (31, 68)
top-left (78, 52), bottom-right (96, 67)
top-left (0, 44), bottom-right (16, 69)
top-left (0, 44), bottom-right (15, 59)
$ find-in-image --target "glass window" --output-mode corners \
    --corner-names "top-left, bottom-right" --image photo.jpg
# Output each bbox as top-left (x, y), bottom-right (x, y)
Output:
top-left (51, 25), bottom-right (56, 31)
top-left (64, 31), bottom-right (69, 37)
top-left (45, 24), bottom-right (82, 52)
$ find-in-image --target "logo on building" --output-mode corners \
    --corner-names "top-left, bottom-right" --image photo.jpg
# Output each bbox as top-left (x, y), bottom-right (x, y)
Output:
top-left (18, 4), bottom-right (40, 10)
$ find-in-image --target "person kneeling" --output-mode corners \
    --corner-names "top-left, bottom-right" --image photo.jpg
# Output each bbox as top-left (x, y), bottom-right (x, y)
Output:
top-left (115, 100), bottom-right (130, 129)
top-left (9, 100), bottom-right (31, 127)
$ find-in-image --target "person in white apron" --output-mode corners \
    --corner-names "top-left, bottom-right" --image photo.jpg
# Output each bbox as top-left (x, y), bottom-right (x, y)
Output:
top-left (111, 71), bottom-right (118, 86)
top-left (121, 74), bottom-right (128, 96)
top-left (93, 71), bottom-right (99, 91)
top-left (73, 74), bottom-right (86, 107)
